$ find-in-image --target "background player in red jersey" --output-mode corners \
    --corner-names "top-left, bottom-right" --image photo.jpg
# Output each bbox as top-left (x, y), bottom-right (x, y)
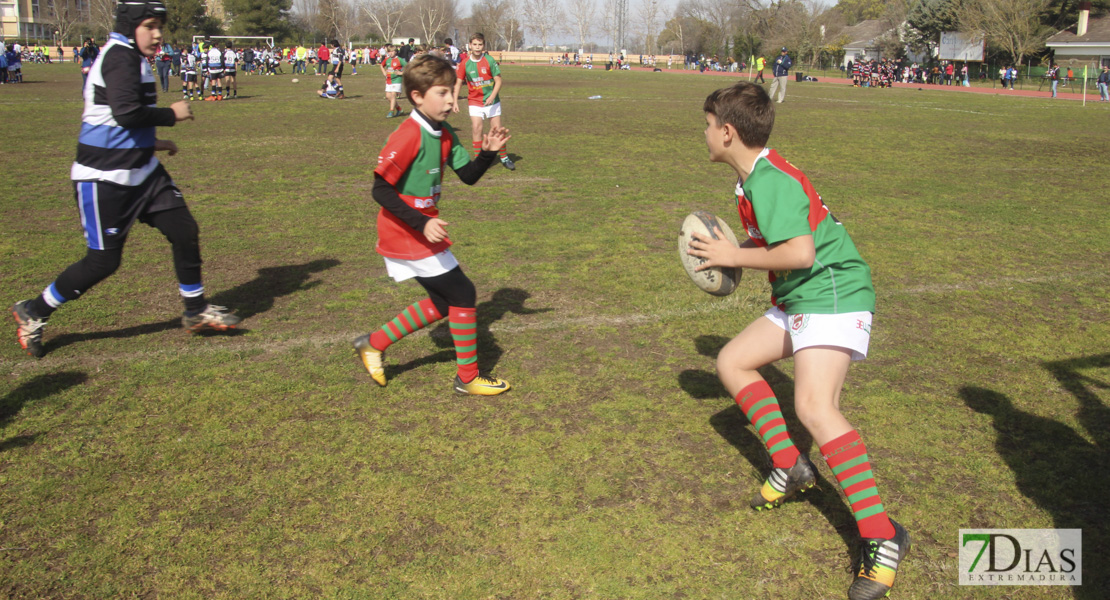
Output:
top-left (452, 33), bottom-right (514, 171)
top-left (354, 54), bottom-right (513, 395)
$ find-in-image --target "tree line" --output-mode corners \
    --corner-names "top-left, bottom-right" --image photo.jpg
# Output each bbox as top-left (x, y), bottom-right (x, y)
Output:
top-left (35, 0), bottom-right (1106, 65)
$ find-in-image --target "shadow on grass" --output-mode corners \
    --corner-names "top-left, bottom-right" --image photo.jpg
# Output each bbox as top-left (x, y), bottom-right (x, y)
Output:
top-left (0, 371), bottom-right (87, 452)
top-left (682, 334), bottom-right (858, 556)
top-left (388, 287), bottom-right (552, 381)
top-left (47, 318), bottom-right (183, 354)
top-left (209, 258), bottom-right (341, 320)
top-left (962, 354), bottom-right (1110, 598)
top-left (48, 259), bottom-right (339, 351)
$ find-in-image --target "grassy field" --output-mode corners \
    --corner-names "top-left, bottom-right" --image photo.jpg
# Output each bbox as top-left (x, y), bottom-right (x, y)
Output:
top-left (1, 62), bottom-right (1108, 599)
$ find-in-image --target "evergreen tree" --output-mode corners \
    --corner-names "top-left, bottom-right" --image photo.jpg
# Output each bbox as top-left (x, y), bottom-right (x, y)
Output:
top-left (164, 0), bottom-right (221, 44)
top-left (224, 0), bottom-right (294, 37)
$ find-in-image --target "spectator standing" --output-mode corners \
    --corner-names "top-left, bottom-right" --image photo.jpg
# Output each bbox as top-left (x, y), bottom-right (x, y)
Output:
top-left (1047, 62), bottom-right (1060, 98)
top-left (316, 42), bottom-right (329, 75)
top-left (156, 41), bottom-right (173, 92)
top-left (768, 47), bottom-right (792, 103)
top-left (1098, 65), bottom-right (1109, 102)
top-left (80, 37), bottom-right (99, 88)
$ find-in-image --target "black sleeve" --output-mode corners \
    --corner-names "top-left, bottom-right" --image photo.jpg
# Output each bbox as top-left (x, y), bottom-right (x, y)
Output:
top-left (452, 149), bottom-right (499, 185)
top-left (102, 47), bottom-right (176, 129)
top-left (373, 174), bottom-right (431, 232)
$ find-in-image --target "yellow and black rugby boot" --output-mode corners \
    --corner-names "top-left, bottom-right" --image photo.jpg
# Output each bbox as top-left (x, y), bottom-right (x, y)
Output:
top-left (353, 334), bottom-right (386, 386)
top-left (750, 454), bottom-right (817, 510)
top-left (849, 519), bottom-right (911, 600)
top-left (454, 373), bottom-right (511, 396)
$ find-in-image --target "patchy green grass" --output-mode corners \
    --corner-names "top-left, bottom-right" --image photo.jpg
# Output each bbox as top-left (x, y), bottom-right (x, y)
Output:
top-left (1, 61), bottom-right (1107, 599)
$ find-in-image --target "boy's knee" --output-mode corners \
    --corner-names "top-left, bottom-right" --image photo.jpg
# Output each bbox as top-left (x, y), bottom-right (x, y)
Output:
top-left (85, 247), bottom-right (123, 278)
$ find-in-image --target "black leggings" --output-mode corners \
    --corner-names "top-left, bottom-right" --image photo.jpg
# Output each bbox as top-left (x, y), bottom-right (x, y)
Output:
top-left (415, 266), bottom-right (476, 317)
top-left (43, 207), bottom-right (203, 312)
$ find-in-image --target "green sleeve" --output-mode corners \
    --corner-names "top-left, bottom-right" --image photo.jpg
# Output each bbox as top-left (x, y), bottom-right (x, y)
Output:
top-left (446, 126), bottom-right (471, 171)
top-left (748, 170), bottom-right (813, 245)
top-left (488, 56), bottom-right (501, 77)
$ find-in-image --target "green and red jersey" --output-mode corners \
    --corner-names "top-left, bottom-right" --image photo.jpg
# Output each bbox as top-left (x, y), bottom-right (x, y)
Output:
top-left (735, 149), bottom-right (875, 314)
top-left (382, 55), bottom-right (406, 85)
top-left (374, 112), bottom-right (471, 259)
top-left (457, 53), bottom-right (500, 106)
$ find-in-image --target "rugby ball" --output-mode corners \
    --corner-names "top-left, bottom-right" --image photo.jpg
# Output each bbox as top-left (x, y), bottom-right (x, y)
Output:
top-left (678, 211), bottom-right (742, 296)
top-left (291, 78), bottom-right (299, 83)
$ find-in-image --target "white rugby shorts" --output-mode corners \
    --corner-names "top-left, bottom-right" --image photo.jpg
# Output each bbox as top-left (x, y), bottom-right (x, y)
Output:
top-left (385, 83), bottom-right (402, 93)
top-left (383, 249), bottom-right (458, 282)
top-left (763, 306), bottom-right (873, 361)
top-left (468, 102), bottom-right (501, 119)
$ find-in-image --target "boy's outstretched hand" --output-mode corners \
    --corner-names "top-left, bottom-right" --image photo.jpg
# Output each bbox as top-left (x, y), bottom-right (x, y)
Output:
top-left (423, 218), bottom-right (449, 243)
top-left (482, 126), bottom-right (511, 152)
top-left (154, 140), bottom-right (179, 156)
top-left (170, 100), bottom-right (194, 122)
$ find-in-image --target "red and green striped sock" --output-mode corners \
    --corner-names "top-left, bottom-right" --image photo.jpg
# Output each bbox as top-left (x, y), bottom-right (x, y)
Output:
top-left (821, 430), bottom-right (896, 540)
top-left (472, 140), bottom-right (482, 157)
top-left (368, 299), bottom-right (443, 351)
top-left (736, 380), bottom-right (800, 469)
top-left (497, 144), bottom-right (507, 160)
top-left (449, 306), bottom-right (479, 383)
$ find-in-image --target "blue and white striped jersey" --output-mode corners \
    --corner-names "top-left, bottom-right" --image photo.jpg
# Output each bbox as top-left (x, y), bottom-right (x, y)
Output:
top-left (71, 32), bottom-right (175, 186)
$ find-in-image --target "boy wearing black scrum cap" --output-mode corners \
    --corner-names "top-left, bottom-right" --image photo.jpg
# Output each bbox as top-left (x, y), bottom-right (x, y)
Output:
top-left (10, 0), bottom-right (241, 358)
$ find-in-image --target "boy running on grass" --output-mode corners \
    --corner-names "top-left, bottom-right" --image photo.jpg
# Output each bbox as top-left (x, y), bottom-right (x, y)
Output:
top-left (686, 82), bottom-right (909, 600)
top-left (452, 33), bottom-right (514, 171)
top-left (380, 44), bottom-right (406, 117)
top-left (10, 0), bottom-right (240, 358)
top-left (354, 54), bottom-right (512, 396)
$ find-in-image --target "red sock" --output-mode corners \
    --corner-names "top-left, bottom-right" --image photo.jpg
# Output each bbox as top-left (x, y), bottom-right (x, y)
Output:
top-left (498, 145), bottom-right (507, 160)
top-left (821, 430), bottom-right (896, 539)
top-left (471, 140), bottom-right (482, 157)
top-left (368, 299), bottom-right (443, 351)
top-left (736, 380), bottom-right (800, 469)
top-left (449, 306), bottom-right (478, 383)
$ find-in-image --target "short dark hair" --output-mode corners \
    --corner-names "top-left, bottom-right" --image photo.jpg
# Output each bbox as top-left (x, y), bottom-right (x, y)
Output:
top-left (444, 38), bottom-right (453, 45)
top-left (403, 54), bottom-right (457, 105)
top-left (703, 82), bottom-right (774, 148)
top-left (470, 32), bottom-right (486, 43)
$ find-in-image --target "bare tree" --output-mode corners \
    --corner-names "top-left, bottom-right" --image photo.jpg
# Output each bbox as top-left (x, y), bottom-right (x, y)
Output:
top-left (293, 0), bottom-right (322, 36)
top-left (635, 0), bottom-right (662, 54)
top-left (319, 0), bottom-right (362, 45)
top-left (960, 0), bottom-right (1052, 64)
top-left (568, 0), bottom-right (594, 50)
top-left (361, 0), bottom-right (408, 42)
top-left (524, 0), bottom-right (563, 50)
top-left (43, 0), bottom-right (86, 45)
top-left (413, 0), bottom-right (457, 47)
top-left (686, 0), bottom-right (743, 56)
top-left (88, 0), bottom-right (116, 37)
top-left (500, 0), bottom-right (524, 50)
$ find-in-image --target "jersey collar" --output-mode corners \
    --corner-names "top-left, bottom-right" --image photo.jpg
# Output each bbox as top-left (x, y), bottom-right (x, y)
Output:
top-left (410, 110), bottom-right (442, 137)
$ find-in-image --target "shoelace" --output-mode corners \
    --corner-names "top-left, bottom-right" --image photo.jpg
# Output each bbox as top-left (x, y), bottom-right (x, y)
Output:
top-left (859, 539), bottom-right (881, 577)
top-left (19, 318), bottom-right (46, 335)
top-left (204, 305), bottom-right (231, 315)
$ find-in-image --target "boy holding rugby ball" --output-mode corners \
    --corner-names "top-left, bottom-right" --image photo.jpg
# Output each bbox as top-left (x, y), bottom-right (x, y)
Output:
top-left (686, 82), bottom-right (909, 600)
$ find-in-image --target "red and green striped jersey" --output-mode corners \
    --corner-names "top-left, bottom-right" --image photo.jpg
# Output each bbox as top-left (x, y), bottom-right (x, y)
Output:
top-left (382, 56), bottom-right (406, 85)
top-left (456, 54), bottom-right (501, 106)
top-left (735, 149), bottom-right (875, 314)
top-left (373, 112), bottom-right (472, 259)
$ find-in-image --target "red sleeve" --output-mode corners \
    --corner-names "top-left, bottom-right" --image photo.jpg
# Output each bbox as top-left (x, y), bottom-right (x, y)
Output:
top-left (456, 60), bottom-right (467, 81)
top-left (374, 122), bottom-right (420, 185)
